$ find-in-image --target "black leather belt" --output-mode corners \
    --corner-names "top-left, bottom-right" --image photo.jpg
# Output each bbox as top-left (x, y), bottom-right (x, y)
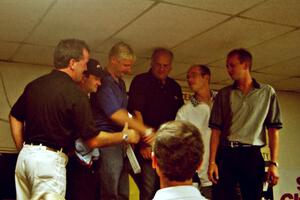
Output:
top-left (25, 142), bottom-right (67, 154)
top-left (222, 141), bottom-right (253, 148)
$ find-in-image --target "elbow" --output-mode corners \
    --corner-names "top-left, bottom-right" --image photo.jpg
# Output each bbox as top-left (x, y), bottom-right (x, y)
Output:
top-left (84, 138), bottom-right (98, 149)
top-left (84, 133), bottom-right (108, 149)
top-left (8, 114), bottom-right (13, 122)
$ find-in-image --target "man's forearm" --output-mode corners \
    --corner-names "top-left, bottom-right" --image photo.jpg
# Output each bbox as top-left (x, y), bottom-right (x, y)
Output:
top-left (85, 131), bottom-right (124, 148)
top-left (209, 129), bottom-right (221, 163)
top-left (133, 110), bottom-right (144, 124)
top-left (9, 114), bottom-right (24, 151)
top-left (268, 128), bottom-right (279, 163)
top-left (111, 109), bottom-right (148, 135)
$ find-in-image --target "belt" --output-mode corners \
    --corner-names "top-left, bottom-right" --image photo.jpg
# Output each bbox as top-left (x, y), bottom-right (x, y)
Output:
top-left (222, 141), bottom-right (253, 148)
top-left (25, 142), bottom-right (67, 154)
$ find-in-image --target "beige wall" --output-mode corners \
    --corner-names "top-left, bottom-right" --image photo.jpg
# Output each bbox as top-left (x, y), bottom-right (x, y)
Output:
top-left (0, 62), bottom-right (51, 153)
top-left (274, 91), bottom-right (300, 199)
top-left (0, 62), bottom-right (299, 198)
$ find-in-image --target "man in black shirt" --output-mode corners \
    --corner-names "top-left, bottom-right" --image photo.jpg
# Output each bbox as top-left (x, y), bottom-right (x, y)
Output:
top-left (66, 58), bottom-right (103, 200)
top-left (9, 39), bottom-right (139, 200)
top-left (128, 48), bottom-right (184, 200)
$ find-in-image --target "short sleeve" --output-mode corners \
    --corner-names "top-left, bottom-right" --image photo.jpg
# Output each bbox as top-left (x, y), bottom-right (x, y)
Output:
top-left (128, 76), bottom-right (147, 113)
top-left (72, 94), bottom-right (98, 140)
top-left (10, 88), bottom-right (27, 122)
top-left (94, 79), bottom-right (123, 117)
top-left (176, 84), bottom-right (184, 110)
top-left (209, 91), bottom-right (223, 130)
top-left (175, 106), bottom-right (185, 121)
top-left (265, 88), bottom-right (282, 129)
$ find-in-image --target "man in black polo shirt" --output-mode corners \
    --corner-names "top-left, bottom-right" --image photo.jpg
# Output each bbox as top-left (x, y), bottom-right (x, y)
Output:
top-left (128, 48), bottom-right (184, 200)
top-left (9, 39), bottom-right (139, 200)
top-left (66, 58), bottom-right (103, 200)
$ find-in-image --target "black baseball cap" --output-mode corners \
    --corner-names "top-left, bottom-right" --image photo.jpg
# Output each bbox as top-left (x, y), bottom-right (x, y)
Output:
top-left (85, 58), bottom-right (105, 78)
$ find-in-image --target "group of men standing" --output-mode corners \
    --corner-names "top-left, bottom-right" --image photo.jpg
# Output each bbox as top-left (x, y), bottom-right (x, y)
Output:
top-left (9, 38), bottom-right (282, 200)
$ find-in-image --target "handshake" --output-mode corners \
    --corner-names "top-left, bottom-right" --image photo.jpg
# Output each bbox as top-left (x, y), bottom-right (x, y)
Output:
top-left (121, 122), bottom-right (155, 145)
top-left (121, 122), bottom-right (155, 174)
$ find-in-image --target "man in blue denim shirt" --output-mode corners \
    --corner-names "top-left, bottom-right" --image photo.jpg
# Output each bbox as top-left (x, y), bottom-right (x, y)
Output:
top-left (90, 42), bottom-right (154, 200)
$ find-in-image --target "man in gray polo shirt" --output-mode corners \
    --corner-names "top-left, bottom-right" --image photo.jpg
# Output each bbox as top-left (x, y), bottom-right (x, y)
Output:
top-left (208, 48), bottom-right (282, 200)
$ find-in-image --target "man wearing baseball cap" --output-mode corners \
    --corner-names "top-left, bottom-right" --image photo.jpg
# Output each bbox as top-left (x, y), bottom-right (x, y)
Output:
top-left (79, 58), bottom-right (105, 94)
top-left (66, 58), bottom-right (138, 200)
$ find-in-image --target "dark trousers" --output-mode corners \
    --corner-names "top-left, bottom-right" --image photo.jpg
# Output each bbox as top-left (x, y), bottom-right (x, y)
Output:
top-left (0, 153), bottom-right (18, 199)
top-left (66, 155), bottom-right (100, 200)
top-left (212, 146), bottom-right (265, 200)
top-left (130, 151), bottom-right (159, 200)
top-left (200, 186), bottom-right (213, 199)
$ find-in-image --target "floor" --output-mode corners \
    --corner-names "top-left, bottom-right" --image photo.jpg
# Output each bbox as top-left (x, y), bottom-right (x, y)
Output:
top-left (129, 176), bottom-right (139, 200)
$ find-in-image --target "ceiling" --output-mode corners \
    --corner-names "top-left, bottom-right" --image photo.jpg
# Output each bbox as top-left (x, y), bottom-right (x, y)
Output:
top-left (0, 0), bottom-right (300, 92)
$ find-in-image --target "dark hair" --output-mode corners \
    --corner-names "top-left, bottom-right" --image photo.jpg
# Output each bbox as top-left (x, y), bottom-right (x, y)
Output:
top-left (151, 48), bottom-right (174, 61)
top-left (153, 121), bottom-right (204, 182)
top-left (53, 39), bottom-right (90, 69)
top-left (198, 65), bottom-right (211, 77)
top-left (191, 64), bottom-right (211, 82)
top-left (227, 48), bottom-right (252, 70)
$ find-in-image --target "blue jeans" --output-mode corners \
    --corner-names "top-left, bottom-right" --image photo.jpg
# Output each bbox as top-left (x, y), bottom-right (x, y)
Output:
top-left (98, 144), bottom-right (129, 200)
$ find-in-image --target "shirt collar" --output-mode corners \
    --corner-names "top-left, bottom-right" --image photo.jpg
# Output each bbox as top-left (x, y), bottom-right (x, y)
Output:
top-left (147, 69), bottom-right (170, 86)
top-left (52, 69), bottom-right (73, 82)
top-left (231, 78), bottom-right (261, 90)
top-left (190, 96), bottom-right (200, 107)
top-left (153, 185), bottom-right (204, 200)
top-left (190, 90), bottom-right (216, 107)
top-left (103, 68), bottom-right (123, 86)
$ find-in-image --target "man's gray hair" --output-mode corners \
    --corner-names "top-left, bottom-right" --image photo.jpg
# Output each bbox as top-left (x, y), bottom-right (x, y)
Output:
top-left (109, 41), bottom-right (136, 61)
top-left (53, 38), bottom-right (90, 69)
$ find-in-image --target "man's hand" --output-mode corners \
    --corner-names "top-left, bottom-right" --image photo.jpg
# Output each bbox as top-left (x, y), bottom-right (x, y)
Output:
top-left (140, 145), bottom-right (152, 160)
top-left (266, 165), bottom-right (279, 186)
top-left (122, 123), bottom-right (140, 144)
top-left (208, 162), bottom-right (219, 184)
top-left (143, 132), bottom-right (156, 145)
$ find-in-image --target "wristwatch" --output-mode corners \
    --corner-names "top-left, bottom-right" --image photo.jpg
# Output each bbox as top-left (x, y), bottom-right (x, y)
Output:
top-left (144, 128), bottom-right (153, 136)
top-left (269, 161), bottom-right (279, 167)
top-left (122, 133), bottom-right (129, 143)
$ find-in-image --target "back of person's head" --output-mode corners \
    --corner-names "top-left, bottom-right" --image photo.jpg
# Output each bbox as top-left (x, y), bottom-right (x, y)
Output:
top-left (153, 121), bottom-right (204, 182)
top-left (108, 41), bottom-right (136, 61)
top-left (227, 48), bottom-right (252, 70)
top-left (151, 47), bottom-right (173, 62)
top-left (53, 38), bottom-right (90, 69)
